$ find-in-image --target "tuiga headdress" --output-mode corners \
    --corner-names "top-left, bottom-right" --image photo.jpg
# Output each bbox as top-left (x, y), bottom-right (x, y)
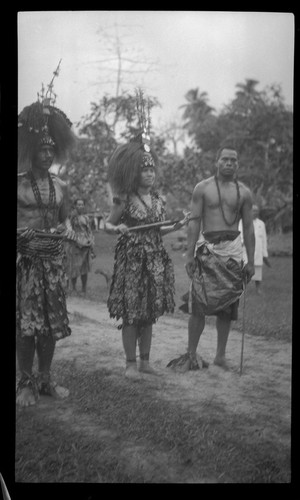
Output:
top-left (107, 88), bottom-right (158, 195)
top-left (18, 60), bottom-right (76, 171)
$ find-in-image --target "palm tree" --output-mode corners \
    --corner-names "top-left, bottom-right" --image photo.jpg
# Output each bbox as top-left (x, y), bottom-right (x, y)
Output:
top-left (180, 88), bottom-right (215, 135)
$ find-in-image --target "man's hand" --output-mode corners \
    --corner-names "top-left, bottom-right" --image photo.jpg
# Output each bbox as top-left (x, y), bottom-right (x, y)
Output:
top-left (243, 262), bottom-right (255, 283)
top-left (173, 211), bottom-right (191, 231)
top-left (185, 257), bottom-right (196, 279)
top-left (263, 256), bottom-right (272, 268)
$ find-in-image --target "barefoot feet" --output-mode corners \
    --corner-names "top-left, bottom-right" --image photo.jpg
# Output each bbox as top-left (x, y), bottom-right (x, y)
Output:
top-left (124, 362), bottom-right (142, 381)
top-left (39, 379), bottom-right (70, 398)
top-left (213, 356), bottom-right (230, 371)
top-left (139, 360), bottom-right (158, 375)
top-left (16, 386), bottom-right (37, 407)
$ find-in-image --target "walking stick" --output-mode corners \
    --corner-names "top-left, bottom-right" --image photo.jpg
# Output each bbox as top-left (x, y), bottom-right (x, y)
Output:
top-left (239, 279), bottom-right (247, 376)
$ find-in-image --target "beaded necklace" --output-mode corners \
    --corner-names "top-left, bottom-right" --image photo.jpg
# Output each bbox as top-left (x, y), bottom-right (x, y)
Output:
top-left (29, 171), bottom-right (57, 230)
top-left (214, 175), bottom-right (241, 226)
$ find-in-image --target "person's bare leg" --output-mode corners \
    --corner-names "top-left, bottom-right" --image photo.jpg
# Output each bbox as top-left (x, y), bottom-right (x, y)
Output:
top-left (16, 335), bottom-right (37, 406)
top-left (81, 273), bottom-right (88, 295)
top-left (187, 314), bottom-right (209, 368)
top-left (36, 335), bottom-right (69, 398)
top-left (187, 314), bottom-right (205, 355)
top-left (138, 324), bottom-right (157, 374)
top-left (255, 281), bottom-right (262, 295)
top-left (122, 325), bottom-right (141, 380)
top-left (214, 315), bottom-right (231, 370)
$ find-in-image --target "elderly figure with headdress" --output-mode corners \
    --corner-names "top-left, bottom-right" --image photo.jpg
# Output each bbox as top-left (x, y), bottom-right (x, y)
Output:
top-left (104, 90), bottom-right (187, 380)
top-left (17, 64), bottom-right (77, 406)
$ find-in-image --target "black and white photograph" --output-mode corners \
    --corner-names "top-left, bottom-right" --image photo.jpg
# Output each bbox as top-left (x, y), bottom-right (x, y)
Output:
top-left (14, 10), bottom-right (293, 485)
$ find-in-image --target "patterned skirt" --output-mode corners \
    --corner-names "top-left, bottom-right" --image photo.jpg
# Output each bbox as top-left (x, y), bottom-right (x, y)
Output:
top-left (16, 251), bottom-right (71, 340)
top-left (107, 233), bottom-right (175, 328)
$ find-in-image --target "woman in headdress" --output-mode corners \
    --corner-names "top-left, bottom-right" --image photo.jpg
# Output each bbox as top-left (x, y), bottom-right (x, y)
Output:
top-left (105, 91), bottom-right (186, 380)
top-left (17, 62), bottom-right (77, 406)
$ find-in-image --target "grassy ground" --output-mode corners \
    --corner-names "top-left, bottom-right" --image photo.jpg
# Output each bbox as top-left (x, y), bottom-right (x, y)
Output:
top-left (87, 230), bottom-right (292, 342)
top-left (16, 359), bottom-right (290, 483)
top-left (15, 230), bottom-right (292, 484)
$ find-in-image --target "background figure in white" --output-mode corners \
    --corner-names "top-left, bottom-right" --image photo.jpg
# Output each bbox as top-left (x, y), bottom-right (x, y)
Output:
top-left (239, 204), bottom-right (271, 294)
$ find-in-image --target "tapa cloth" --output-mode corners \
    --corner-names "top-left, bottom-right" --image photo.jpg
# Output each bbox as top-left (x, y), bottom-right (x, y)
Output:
top-left (107, 192), bottom-right (175, 327)
top-left (189, 231), bottom-right (244, 317)
top-left (16, 238), bottom-right (71, 340)
top-left (66, 213), bottom-right (94, 279)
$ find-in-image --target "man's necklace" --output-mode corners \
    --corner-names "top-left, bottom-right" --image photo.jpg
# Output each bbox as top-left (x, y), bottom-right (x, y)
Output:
top-left (29, 171), bottom-right (56, 230)
top-left (214, 175), bottom-right (240, 226)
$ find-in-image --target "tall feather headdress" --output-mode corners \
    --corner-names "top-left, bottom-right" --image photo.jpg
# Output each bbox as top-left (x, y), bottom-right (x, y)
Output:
top-left (107, 88), bottom-right (157, 195)
top-left (18, 60), bottom-right (76, 171)
top-left (134, 87), bottom-right (152, 152)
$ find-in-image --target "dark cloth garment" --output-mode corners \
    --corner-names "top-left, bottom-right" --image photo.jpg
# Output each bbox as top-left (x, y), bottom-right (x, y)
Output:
top-left (66, 213), bottom-right (94, 279)
top-left (181, 232), bottom-right (244, 320)
top-left (107, 192), bottom-right (175, 327)
top-left (16, 237), bottom-right (71, 340)
top-left (203, 230), bottom-right (240, 244)
top-left (179, 291), bottom-right (239, 320)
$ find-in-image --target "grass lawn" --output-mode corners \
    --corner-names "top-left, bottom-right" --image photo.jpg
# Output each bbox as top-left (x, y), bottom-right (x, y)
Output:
top-left (15, 229), bottom-right (292, 485)
top-left (16, 360), bottom-right (291, 483)
top-left (87, 230), bottom-right (292, 342)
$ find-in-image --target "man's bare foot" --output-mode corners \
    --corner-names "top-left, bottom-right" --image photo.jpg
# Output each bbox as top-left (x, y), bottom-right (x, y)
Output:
top-left (213, 357), bottom-right (230, 371)
top-left (39, 379), bottom-right (69, 398)
top-left (16, 386), bottom-right (37, 407)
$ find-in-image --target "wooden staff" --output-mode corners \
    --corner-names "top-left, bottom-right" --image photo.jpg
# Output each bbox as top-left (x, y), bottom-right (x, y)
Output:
top-left (127, 213), bottom-right (198, 232)
top-left (239, 280), bottom-right (247, 376)
top-left (128, 219), bottom-right (179, 232)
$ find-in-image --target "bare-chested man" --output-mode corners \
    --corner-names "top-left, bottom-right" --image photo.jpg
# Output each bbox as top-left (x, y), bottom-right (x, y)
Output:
top-left (168, 146), bottom-right (255, 372)
top-left (17, 88), bottom-right (76, 406)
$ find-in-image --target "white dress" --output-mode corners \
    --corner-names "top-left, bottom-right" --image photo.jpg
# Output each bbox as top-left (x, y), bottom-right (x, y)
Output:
top-left (239, 218), bottom-right (268, 281)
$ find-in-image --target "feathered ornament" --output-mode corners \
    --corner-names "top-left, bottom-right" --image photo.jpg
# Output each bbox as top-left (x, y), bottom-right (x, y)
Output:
top-left (107, 88), bottom-right (157, 196)
top-left (135, 87), bottom-right (152, 153)
top-left (18, 59), bottom-right (76, 171)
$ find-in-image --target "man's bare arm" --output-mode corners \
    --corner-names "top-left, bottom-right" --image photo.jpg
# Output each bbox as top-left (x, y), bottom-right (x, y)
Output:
top-left (58, 182), bottom-right (70, 224)
top-left (185, 183), bottom-right (204, 278)
top-left (186, 184), bottom-right (203, 260)
top-left (57, 183), bottom-right (75, 236)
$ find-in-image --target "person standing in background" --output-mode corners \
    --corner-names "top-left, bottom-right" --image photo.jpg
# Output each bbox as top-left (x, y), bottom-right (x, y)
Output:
top-left (239, 204), bottom-right (271, 294)
top-left (67, 198), bottom-right (95, 296)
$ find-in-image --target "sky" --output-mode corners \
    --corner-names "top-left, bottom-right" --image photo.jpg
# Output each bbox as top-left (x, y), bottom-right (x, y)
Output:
top-left (18, 11), bottom-right (294, 133)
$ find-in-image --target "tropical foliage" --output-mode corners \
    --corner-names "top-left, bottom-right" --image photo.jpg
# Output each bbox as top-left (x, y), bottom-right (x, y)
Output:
top-left (61, 80), bottom-right (293, 232)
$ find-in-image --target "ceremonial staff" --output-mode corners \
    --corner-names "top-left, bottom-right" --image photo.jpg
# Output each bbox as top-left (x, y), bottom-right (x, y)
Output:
top-left (239, 277), bottom-right (248, 376)
top-left (17, 210), bottom-right (196, 235)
